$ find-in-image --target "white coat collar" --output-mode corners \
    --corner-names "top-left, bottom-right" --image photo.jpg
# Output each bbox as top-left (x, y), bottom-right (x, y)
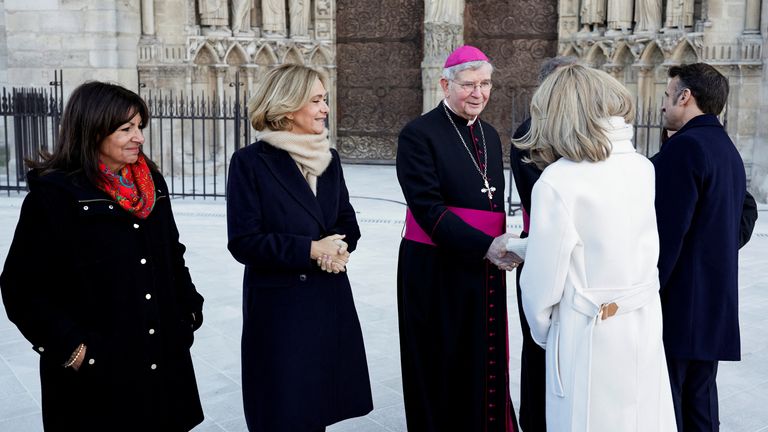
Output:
top-left (599, 116), bottom-right (635, 154)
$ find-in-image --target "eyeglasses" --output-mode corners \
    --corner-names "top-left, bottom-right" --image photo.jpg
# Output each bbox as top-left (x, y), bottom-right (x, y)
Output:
top-left (451, 80), bottom-right (493, 93)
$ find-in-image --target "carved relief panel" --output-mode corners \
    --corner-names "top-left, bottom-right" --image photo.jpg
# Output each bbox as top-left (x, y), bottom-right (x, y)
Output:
top-left (465, 0), bottom-right (559, 147)
top-left (335, 0), bottom-right (424, 162)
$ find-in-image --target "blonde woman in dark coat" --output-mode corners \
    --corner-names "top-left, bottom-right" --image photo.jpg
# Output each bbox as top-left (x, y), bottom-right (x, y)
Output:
top-left (227, 64), bottom-right (373, 432)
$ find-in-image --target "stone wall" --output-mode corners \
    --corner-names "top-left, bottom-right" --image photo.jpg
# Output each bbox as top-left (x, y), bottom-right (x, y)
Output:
top-left (0, 0), bottom-right (765, 198)
top-left (2, 0), bottom-right (141, 94)
top-left (0, 0), bottom-right (7, 86)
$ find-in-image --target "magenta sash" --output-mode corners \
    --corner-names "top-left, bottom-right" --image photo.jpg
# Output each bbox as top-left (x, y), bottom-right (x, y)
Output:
top-left (404, 207), bottom-right (505, 246)
top-left (522, 207), bottom-right (530, 233)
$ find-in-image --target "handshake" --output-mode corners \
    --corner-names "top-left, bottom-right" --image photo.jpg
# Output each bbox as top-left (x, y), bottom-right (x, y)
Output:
top-left (311, 234), bottom-right (350, 274)
top-left (485, 233), bottom-right (524, 271)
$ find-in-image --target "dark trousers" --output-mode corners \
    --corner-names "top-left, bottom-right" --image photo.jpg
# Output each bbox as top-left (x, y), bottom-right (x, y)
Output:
top-left (666, 357), bottom-right (720, 431)
top-left (515, 262), bottom-right (547, 432)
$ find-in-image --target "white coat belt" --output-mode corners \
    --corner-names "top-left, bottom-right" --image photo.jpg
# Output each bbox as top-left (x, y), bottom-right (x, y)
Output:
top-left (557, 280), bottom-right (659, 430)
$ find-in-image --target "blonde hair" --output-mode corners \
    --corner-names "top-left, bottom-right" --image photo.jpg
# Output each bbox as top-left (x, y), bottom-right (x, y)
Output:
top-left (248, 64), bottom-right (328, 131)
top-left (513, 64), bottom-right (635, 170)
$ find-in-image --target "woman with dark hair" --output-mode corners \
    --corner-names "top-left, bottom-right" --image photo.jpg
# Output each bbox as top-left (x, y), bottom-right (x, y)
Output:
top-left (0, 81), bottom-right (204, 431)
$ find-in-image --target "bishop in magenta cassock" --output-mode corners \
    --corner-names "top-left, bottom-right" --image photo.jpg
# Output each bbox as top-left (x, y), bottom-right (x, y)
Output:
top-left (396, 45), bottom-right (520, 432)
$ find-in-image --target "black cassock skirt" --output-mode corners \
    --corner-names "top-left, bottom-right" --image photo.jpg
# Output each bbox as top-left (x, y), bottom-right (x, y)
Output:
top-left (397, 239), bottom-right (518, 432)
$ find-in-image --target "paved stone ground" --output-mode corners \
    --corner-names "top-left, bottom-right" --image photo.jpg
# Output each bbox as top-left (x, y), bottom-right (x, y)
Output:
top-left (0, 165), bottom-right (766, 431)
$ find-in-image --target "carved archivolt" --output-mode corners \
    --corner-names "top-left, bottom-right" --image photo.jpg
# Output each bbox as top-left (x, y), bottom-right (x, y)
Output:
top-left (189, 38), bottom-right (334, 68)
top-left (560, 33), bottom-right (705, 73)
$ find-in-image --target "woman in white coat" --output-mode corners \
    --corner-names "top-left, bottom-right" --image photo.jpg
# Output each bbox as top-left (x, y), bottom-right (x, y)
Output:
top-left (513, 64), bottom-right (676, 431)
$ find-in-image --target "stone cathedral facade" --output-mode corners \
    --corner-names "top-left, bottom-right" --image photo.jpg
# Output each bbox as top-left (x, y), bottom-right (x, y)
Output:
top-left (0, 0), bottom-right (767, 201)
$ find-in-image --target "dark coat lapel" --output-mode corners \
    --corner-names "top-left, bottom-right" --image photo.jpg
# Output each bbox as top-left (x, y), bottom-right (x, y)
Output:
top-left (259, 144), bottom-right (326, 228)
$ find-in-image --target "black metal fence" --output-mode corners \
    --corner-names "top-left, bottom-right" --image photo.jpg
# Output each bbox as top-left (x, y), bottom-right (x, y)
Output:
top-left (2, 72), bottom-right (725, 203)
top-left (0, 72), bottom-right (252, 199)
top-left (0, 71), bottom-right (64, 195)
top-left (505, 99), bottom-right (729, 216)
top-left (139, 74), bottom-right (251, 199)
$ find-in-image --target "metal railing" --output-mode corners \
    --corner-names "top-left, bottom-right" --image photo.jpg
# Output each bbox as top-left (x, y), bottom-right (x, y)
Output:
top-left (0, 72), bottom-right (252, 199)
top-left (0, 71), bottom-right (63, 195)
top-left (506, 100), bottom-right (675, 216)
top-left (140, 73), bottom-right (251, 199)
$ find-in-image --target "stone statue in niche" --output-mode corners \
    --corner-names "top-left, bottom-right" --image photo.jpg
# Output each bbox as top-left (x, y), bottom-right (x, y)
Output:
top-left (262, 0), bottom-right (287, 36)
top-left (580, 0), bottom-right (607, 34)
top-left (606, 0), bottom-right (633, 35)
top-left (231, 0), bottom-right (253, 35)
top-left (316, 0), bottom-right (331, 17)
top-left (425, 0), bottom-right (465, 25)
top-left (665, 0), bottom-right (694, 30)
top-left (635, 0), bottom-right (662, 34)
top-left (289, 0), bottom-right (310, 39)
top-left (199, 0), bottom-right (230, 35)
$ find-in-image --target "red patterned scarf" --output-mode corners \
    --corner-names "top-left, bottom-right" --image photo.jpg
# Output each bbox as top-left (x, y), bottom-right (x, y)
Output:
top-left (98, 154), bottom-right (156, 219)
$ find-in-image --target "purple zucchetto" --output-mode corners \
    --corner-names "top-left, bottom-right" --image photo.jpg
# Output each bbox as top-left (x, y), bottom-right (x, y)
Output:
top-left (443, 45), bottom-right (490, 68)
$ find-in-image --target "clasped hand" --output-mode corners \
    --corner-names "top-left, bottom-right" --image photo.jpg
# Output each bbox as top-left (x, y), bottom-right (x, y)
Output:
top-left (311, 234), bottom-right (350, 274)
top-left (485, 233), bottom-right (523, 271)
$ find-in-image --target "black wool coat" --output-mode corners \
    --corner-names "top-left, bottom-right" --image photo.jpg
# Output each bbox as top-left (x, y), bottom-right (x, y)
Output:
top-left (652, 114), bottom-right (746, 361)
top-left (0, 169), bottom-right (204, 431)
top-left (227, 142), bottom-right (373, 432)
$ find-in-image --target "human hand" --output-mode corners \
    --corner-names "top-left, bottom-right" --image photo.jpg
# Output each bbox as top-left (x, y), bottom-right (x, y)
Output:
top-left (317, 254), bottom-right (349, 273)
top-left (311, 234), bottom-right (348, 260)
top-left (312, 234), bottom-right (350, 273)
top-left (485, 233), bottom-right (523, 271)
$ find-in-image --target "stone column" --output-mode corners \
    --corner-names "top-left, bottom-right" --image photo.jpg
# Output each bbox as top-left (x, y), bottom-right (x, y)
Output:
top-left (745, 0), bottom-right (762, 34)
top-left (141, 0), bottom-right (155, 36)
top-left (422, 0), bottom-right (465, 112)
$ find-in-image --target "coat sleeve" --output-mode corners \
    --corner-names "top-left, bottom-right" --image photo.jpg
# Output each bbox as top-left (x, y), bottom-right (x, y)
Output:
top-left (0, 190), bottom-right (87, 365)
top-left (739, 190), bottom-right (758, 249)
top-left (158, 176), bottom-right (204, 327)
top-left (652, 138), bottom-right (707, 289)
top-left (226, 149), bottom-right (314, 270)
top-left (396, 122), bottom-right (494, 259)
top-left (327, 150), bottom-right (361, 253)
top-left (520, 179), bottom-right (579, 347)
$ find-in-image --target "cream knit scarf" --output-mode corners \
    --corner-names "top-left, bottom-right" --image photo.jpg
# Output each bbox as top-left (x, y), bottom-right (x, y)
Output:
top-left (256, 128), bottom-right (332, 195)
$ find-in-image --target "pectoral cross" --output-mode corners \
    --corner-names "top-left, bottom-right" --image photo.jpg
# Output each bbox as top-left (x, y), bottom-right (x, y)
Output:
top-left (481, 179), bottom-right (496, 200)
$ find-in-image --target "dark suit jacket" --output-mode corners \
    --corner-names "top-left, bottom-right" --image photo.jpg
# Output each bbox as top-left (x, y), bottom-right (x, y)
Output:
top-left (652, 114), bottom-right (746, 361)
top-left (227, 141), bottom-right (372, 431)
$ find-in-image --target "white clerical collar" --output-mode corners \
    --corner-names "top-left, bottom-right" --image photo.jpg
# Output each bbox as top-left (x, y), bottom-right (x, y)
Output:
top-left (443, 99), bottom-right (478, 126)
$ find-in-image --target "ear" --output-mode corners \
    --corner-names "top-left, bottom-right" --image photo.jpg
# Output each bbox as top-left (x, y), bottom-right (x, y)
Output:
top-left (678, 88), bottom-right (693, 106)
top-left (440, 78), bottom-right (450, 97)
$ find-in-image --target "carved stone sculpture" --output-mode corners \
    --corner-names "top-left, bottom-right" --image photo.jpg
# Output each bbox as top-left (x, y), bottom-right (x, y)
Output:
top-left (199, 0), bottom-right (229, 33)
top-left (231, 0), bottom-right (252, 34)
top-left (635, 0), bottom-right (661, 33)
top-left (425, 0), bottom-right (465, 25)
top-left (580, 0), bottom-right (607, 34)
top-left (606, 0), bottom-right (633, 34)
top-left (289, 0), bottom-right (311, 38)
top-left (262, 0), bottom-right (287, 36)
top-left (665, 0), bottom-right (694, 29)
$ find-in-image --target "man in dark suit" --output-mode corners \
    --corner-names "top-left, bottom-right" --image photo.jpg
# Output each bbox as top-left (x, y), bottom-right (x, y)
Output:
top-left (652, 63), bottom-right (748, 431)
